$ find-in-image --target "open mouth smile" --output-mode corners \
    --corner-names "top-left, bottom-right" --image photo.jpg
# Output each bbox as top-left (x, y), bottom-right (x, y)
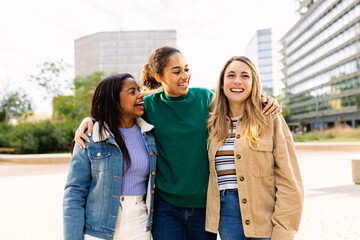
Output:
top-left (230, 88), bottom-right (244, 93)
top-left (178, 82), bottom-right (189, 87)
top-left (135, 101), bottom-right (144, 110)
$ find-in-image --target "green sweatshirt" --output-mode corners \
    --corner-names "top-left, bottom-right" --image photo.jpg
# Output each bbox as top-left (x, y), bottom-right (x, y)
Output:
top-left (143, 88), bottom-right (214, 208)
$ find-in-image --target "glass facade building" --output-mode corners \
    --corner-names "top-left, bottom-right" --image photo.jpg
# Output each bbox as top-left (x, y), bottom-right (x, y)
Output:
top-left (246, 29), bottom-right (275, 96)
top-left (279, 0), bottom-right (360, 130)
top-left (75, 30), bottom-right (177, 82)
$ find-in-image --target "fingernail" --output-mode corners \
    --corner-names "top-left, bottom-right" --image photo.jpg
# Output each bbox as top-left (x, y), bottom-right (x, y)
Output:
top-left (89, 133), bottom-right (92, 136)
top-left (266, 112), bottom-right (269, 115)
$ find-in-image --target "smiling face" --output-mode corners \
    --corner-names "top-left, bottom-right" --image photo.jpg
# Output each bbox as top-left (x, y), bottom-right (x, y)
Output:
top-left (118, 78), bottom-right (144, 124)
top-left (155, 52), bottom-right (191, 97)
top-left (223, 60), bottom-right (253, 115)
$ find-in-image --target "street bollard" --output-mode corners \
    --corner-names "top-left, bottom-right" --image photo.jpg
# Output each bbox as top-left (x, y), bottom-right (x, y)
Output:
top-left (352, 159), bottom-right (360, 184)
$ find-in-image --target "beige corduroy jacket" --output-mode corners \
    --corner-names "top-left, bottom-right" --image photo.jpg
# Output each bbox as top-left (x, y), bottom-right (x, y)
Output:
top-left (206, 113), bottom-right (304, 240)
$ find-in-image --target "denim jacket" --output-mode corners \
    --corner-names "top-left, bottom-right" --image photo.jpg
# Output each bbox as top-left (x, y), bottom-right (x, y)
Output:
top-left (63, 117), bottom-right (157, 240)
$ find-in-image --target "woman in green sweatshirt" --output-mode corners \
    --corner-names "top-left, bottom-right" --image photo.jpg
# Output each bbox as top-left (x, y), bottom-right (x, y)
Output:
top-left (74, 46), bottom-right (280, 240)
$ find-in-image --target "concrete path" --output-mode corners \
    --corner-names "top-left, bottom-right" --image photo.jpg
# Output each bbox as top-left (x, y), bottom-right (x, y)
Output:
top-left (294, 150), bottom-right (360, 240)
top-left (0, 150), bottom-right (359, 239)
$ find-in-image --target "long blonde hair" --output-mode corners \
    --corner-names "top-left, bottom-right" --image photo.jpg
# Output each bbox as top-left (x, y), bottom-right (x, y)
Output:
top-left (207, 56), bottom-right (267, 146)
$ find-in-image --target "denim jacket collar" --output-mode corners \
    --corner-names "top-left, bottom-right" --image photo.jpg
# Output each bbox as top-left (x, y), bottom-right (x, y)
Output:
top-left (92, 117), bottom-right (154, 143)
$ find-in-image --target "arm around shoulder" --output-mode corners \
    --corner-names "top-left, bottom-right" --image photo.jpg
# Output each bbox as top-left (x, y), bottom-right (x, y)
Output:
top-left (74, 117), bottom-right (94, 148)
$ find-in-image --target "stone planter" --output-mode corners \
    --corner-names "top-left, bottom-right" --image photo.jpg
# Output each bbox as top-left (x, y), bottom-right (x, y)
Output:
top-left (352, 159), bottom-right (360, 184)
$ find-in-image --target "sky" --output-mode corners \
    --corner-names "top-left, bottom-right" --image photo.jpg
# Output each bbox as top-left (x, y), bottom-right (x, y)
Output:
top-left (0, 0), bottom-right (300, 114)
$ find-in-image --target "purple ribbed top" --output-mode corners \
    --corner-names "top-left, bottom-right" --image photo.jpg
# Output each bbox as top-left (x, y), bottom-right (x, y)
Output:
top-left (119, 123), bottom-right (150, 195)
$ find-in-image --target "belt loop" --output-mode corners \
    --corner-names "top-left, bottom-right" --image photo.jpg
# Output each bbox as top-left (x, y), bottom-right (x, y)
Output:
top-left (220, 190), bottom-right (225, 197)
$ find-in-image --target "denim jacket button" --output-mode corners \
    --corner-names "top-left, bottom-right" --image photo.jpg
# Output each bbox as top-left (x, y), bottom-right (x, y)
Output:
top-left (150, 152), bottom-right (153, 156)
top-left (97, 152), bottom-right (101, 157)
top-left (151, 171), bottom-right (155, 175)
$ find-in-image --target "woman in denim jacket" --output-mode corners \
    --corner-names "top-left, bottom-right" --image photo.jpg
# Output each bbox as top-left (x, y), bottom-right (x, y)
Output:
top-left (63, 73), bottom-right (157, 240)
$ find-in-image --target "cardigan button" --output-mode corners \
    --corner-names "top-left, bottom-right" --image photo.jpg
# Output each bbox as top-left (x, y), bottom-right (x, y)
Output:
top-left (236, 154), bottom-right (241, 159)
top-left (245, 220), bottom-right (250, 225)
top-left (239, 176), bottom-right (245, 181)
top-left (236, 134), bottom-right (240, 139)
top-left (242, 199), bottom-right (247, 204)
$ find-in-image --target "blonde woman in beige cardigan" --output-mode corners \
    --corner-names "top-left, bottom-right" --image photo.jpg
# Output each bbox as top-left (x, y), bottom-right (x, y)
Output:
top-left (206, 56), bottom-right (304, 240)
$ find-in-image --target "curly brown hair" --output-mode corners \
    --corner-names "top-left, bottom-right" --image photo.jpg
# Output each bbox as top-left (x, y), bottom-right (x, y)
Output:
top-left (142, 46), bottom-right (181, 90)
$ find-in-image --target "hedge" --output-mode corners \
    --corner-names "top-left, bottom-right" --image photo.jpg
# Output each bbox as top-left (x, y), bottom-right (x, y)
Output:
top-left (0, 120), bottom-right (79, 154)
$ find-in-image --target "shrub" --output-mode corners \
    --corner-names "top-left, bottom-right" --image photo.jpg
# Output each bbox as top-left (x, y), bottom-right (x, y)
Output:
top-left (292, 127), bottom-right (360, 142)
top-left (0, 120), bottom-right (79, 153)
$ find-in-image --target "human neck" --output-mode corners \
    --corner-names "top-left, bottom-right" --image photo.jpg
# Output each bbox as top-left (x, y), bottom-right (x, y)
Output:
top-left (229, 103), bottom-right (245, 118)
top-left (164, 89), bottom-right (181, 97)
top-left (118, 118), bottom-right (135, 128)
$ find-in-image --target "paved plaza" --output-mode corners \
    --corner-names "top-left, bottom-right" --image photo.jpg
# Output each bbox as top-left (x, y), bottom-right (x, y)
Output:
top-left (0, 150), bottom-right (359, 240)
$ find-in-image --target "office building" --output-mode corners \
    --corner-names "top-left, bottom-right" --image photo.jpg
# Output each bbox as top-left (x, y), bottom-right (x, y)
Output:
top-left (75, 30), bottom-right (177, 82)
top-left (246, 29), bottom-right (275, 96)
top-left (279, 0), bottom-right (360, 130)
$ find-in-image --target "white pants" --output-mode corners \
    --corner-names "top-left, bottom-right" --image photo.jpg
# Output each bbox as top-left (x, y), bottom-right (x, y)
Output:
top-left (85, 195), bottom-right (151, 240)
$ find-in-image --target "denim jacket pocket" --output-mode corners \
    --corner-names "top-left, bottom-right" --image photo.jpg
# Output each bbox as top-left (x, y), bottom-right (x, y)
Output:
top-left (88, 145), bottom-right (110, 171)
top-left (249, 136), bottom-right (274, 177)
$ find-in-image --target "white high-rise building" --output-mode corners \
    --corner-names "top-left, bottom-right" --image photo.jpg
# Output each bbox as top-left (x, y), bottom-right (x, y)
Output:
top-left (246, 29), bottom-right (275, 96)
top-left (75, 30), bottom-right (177, 82)
top-left (279, 0), bottom-right (360, 130)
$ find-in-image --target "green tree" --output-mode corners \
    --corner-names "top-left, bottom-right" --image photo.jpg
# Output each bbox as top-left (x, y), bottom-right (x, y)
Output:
top-left (53, 72), bottom-right (106, 121)
top-left (0, 88), bottom-right (33, 124)
top-left (29, 59), bottom-right (72, 99)
top-left (30, 59), bottom-right (108, 122)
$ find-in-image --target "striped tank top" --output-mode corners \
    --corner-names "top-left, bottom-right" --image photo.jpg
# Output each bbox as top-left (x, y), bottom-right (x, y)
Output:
top-left (215, 117), bottom-right (239, 190)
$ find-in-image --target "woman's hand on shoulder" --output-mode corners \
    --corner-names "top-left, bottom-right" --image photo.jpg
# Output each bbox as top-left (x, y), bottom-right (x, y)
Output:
top-left (262, 96), bottom-right (282, 115)
top-left (74, 117), bottom-right (94, 149)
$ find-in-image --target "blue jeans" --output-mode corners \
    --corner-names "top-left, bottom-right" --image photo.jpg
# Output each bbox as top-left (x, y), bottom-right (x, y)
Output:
top-left (152, 193), bottom-right (217, 240)
top-left (219, 189), bottom-right (271, 240)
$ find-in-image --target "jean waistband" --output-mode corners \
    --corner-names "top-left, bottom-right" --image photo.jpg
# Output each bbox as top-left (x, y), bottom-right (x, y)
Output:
top-left (120, 195), bottom-right (145, 203)
top-left (220, 188), bottom-right (238, 196)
